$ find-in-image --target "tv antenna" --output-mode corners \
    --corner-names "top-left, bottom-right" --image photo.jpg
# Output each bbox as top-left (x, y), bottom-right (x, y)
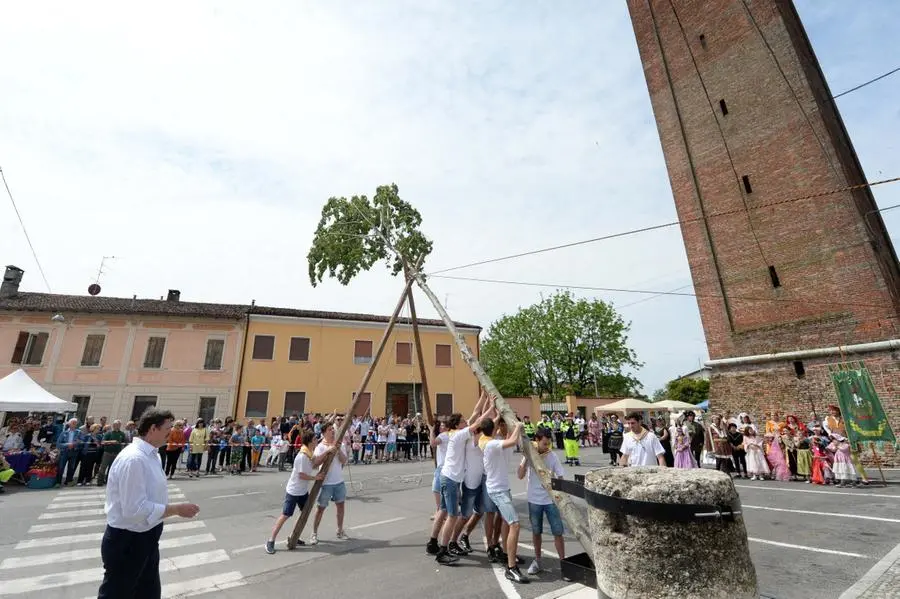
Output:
top-left (88, 256), bottom-right (117, 296)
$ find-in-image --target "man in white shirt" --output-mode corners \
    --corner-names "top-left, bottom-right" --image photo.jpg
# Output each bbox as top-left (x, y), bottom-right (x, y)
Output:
top-left (426, 419), bottom-right (450, 552)
top-left (97, 409), bottom-right (200, 599)
top-left (265, 430), bottom-right (327, 553)
top-left (481, 417), bottom-right (527, 583)
top-left (517, 427), bottom-right (566, 575)
top-left (432, 392), bottom-right (493, 565)
top-left (619, 413), bottom-right (667, 467)
top-left (311, 421), bottom-right (348, 545)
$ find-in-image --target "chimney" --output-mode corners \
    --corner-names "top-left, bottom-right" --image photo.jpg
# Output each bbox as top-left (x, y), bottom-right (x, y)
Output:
top-left (166, 289), bottom-right (181, 302)
top-left (1, 265), bottom-right (24, 298)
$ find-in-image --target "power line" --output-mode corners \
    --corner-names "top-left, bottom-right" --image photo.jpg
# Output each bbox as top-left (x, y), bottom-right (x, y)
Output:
top-left (0, 167), bottom-right (51, 292)
top-left (428, 176), bottom-right (900, 275)
top-left (833, 65), bottom-right (900, 99)
top-left (429, 274), bottom-right (897, 311)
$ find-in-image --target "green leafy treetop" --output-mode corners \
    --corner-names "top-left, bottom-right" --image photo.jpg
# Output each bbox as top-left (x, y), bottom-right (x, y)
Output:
top-left (307, 184), bottom-right (433, 287)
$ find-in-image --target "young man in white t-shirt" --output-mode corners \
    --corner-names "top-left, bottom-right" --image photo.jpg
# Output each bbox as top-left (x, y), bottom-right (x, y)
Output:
top-left (265, 430), bottom-right (328, 554)
top-left (481, 417), bottom-right (528, 584)
top-left (517, 427), bottom-right (565, 575)
top-left (426, 420), bottom-right (449, 547)
top-left (311, 421), bottom-right (349, 544)
top-left (619, 413), bottom-right (667, 467)
top-left (431, 392), bottom-right (493, 564)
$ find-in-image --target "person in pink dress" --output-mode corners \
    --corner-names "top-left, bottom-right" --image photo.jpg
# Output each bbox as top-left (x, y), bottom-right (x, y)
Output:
top-left (587, 415), bottom-right (601, 447)
top-left (673, 429), bottom-right (697, 468)
top-left (829, 435), bottom-right (856, 487)
top-left (764, 431), bottom-right (791, 481)
top-left (743, 428), bottom-right (769, 480)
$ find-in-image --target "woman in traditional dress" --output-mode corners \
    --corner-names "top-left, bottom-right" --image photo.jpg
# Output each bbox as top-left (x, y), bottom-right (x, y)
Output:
top-left (709, 415), bottom-right (733, 474)
top-left (810, 432), bottom-right (833, 485)
top-left (795, 430), bottom-right (813, 482)
top-left (765, 427), bottom-right (791, 481)
top-left (653, 418), bottom-right (674, 467)
top-left (587, 414), bottom-right (601, 447)
top-left (830, 435), bottom-right (856, 487)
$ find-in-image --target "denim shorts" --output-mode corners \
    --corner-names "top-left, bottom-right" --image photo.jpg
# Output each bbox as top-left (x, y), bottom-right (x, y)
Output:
top-left (282, 492), bottom-right (309, 517)
top-left (432, 467), bottom-right (442, 493)
top-left (488, 489), bottom-right (518, 525)
top-left (317, 482), bottom-right (347, 507)
top-left (439, 475), bottom-right (462, 517)
top-left (528, 501), bottom-right (564, 536)
top-left (480, 475), bottom-right (497, 513)
top-left (461, 483), bottom-right (483, 518)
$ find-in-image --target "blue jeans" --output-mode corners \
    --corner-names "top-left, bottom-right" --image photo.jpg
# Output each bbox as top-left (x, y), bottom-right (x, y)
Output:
top-left (528, 502), bottom-right (564, 536)
top-left (461, 483), bottom-right (483, 518)
top-left (56, 451), bottom-right (78, 485)
top-left (488, 490), bottom-right (518, 525)
top-left (317, 482), bottom-right (347, 507)
top-left (439, 475), bottom-right (461, 517)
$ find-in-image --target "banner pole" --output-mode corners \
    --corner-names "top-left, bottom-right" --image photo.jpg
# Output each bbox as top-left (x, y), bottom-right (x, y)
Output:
top-left (869, 441), bottom-right (887, 486)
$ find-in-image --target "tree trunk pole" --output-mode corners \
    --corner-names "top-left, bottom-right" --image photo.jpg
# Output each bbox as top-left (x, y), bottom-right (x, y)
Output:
top-left (410, 270), bottom-right (592, 553)
top-left (404, 281), bottom-right (437, 468)
top-left (286, 274), bottom-right (415, 549)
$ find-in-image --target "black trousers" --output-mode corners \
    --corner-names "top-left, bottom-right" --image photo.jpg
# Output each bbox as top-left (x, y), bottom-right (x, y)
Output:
top-left (98, 523), bottom-right (163, 599)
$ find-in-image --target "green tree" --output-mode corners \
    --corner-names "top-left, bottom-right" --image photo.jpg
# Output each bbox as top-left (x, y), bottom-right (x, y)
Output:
top-left (651, 387), bottom-right (668, 402)
top-left (480, 291), bottom-right (642, 399)
top-left (664, 377), bottom-right (710, 404)
top-left (307, 183), bottom-right (433, 287)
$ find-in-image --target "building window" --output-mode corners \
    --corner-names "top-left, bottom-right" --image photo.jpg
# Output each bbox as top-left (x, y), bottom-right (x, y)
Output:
top-left (354, 340), bottom-right (373, 364)
top-left (284, 391), bottom-right (306, 416)
top-left (204, 338), bottom-right (225, 370)
top-left (70, 395), bottom-right (90, 424)
top-left (289, 337), bottom-right (310, 362)
top-left (131, 395), bottom-right (157, 421)
top-left (81, 334), bottom-right (105, 367)
top-left (435, 344), bottom-right (452, 367)
top-left (396, 342), bottom-right (412, 365)
top-left (143, 337), bottom-right (166, 369)
top-left (245, 391), bottom-right (269, 418)
top-left (11, 331), bottom-right (49, 366)
top-left (252, 335), bottom-right (275, 360)
top-left (435, 393), bottom-right (453, 416)
top-left (351, 391), bottom-right (372, 416)
top-left (198, 396), bottom-right (217, 423)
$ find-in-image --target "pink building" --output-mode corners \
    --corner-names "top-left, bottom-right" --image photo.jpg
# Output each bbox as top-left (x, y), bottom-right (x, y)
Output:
top-left (0, 266), bottom-right (245, 424)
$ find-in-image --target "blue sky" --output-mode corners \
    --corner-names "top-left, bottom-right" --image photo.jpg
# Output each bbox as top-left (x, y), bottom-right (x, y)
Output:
top-left (0, 1), bottom-right (897, 395)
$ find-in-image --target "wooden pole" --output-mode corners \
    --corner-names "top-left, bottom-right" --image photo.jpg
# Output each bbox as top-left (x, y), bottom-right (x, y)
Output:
top-left (869, 441), bottom-right (887, 486)
top-left (405, 282), bottom-right (437, 468)
top-left (286, 274), bottom-right (416, 549)
top-left (409, 270), bottom-right (592, 553)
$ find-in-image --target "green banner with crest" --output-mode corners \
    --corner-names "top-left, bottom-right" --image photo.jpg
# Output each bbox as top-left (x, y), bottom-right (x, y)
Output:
top-left (829, 363), bottom-right (896, 448)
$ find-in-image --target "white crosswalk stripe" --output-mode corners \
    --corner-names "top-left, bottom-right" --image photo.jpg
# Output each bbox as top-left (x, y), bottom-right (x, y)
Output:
top-left (0, 485), bottom-right (247, 597)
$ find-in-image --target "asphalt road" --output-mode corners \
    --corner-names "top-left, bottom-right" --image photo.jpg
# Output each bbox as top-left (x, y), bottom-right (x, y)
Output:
top-left (0, 447), bottom-right (897, 599)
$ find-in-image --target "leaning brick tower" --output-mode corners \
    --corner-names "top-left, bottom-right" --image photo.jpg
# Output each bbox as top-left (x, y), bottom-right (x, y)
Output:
top-left (626, 0), bottom-right (900, 429)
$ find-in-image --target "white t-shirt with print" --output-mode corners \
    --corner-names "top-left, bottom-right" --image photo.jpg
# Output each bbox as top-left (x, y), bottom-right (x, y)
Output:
top-left (314, 442), bottom-right (346, 486)
top-left (526, 450), bottom-right (565, 505)
top-left (463, 435), bottom-right (485, 490)
top-left (482, 439), bottom-right (511, 494)
top-left (286, 450), bottom-right (315, 496)
top-left (620, 429), bottom-right (665, 466)
top-left (440, 428), bottom-right (471, 483)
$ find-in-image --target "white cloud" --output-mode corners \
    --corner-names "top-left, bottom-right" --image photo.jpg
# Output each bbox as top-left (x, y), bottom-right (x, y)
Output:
top-left (0, 0), bottom-right (897, 394)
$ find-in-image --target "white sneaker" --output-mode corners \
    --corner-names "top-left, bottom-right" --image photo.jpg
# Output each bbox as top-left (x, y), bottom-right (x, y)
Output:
top-left (527, 559), bottom-right (541, 575)
top-left (309, 533), bottom-right (319, 546)
top-left (336, 530), bottom-right (349, 540)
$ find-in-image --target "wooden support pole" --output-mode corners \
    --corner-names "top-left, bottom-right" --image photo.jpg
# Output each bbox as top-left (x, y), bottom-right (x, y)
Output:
top-left (287, 274), bottom-right (415, 549)
top-left (410, 270), bottom-right (592, 553)
top-left (405, 280), bottom-right (437, 467)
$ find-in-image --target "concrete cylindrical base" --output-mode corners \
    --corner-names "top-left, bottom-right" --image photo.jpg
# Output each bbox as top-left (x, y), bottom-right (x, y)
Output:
top-left (586, 467), bottom-right (758, 599)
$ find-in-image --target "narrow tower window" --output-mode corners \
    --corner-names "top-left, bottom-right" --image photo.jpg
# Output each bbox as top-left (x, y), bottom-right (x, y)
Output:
top-left (699, 34), bottom-right (707, 49)
top-left (768, 265), bottom-right (781, 288)
top-left (742, 175), bottom-right (753, 194)
top-left (793, 360), bottom-right (806, 378)
top-left (719, 99), bottom-right (729, 115)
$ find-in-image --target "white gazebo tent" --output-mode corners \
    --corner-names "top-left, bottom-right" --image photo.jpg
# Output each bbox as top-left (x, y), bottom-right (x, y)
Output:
top-left (652, 399), bottom-right (699, 411)
top-left (594, 397), bottom-right (655, 414)
top-left (0, 369), bottom-right (77, 412)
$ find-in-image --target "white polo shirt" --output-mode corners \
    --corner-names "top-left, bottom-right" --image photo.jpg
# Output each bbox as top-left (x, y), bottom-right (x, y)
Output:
top-left (620, 429), bottom-right (665, 466)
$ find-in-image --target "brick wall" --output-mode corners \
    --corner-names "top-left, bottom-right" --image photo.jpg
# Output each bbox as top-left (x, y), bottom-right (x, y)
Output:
top-left (710, 350), bottom-right (899, 467)
top-left (627, 0), bottom-right (900, 359)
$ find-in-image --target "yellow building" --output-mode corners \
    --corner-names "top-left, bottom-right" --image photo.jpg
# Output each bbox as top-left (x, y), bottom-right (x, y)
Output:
top-left (235, 308), bottom-right (482, 421)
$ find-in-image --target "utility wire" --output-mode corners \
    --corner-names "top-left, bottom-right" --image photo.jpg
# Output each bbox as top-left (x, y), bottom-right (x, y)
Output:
top-left (429, 274), bottom-right (896, 311)
top-left (833, 66), bottom-right (900, 99)
top-left (0, 167), bottom-right (51, 292)
top-left (428, 176), bottom-right (900, 275)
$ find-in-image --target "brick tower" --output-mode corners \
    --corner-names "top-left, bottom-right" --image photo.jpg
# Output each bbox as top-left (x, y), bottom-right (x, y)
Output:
top-left (627, 0), bottom-right (900, 430)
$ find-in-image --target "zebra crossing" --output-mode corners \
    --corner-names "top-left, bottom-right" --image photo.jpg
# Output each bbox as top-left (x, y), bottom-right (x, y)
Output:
top-left (0, 484), bottom-right (247, 598)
